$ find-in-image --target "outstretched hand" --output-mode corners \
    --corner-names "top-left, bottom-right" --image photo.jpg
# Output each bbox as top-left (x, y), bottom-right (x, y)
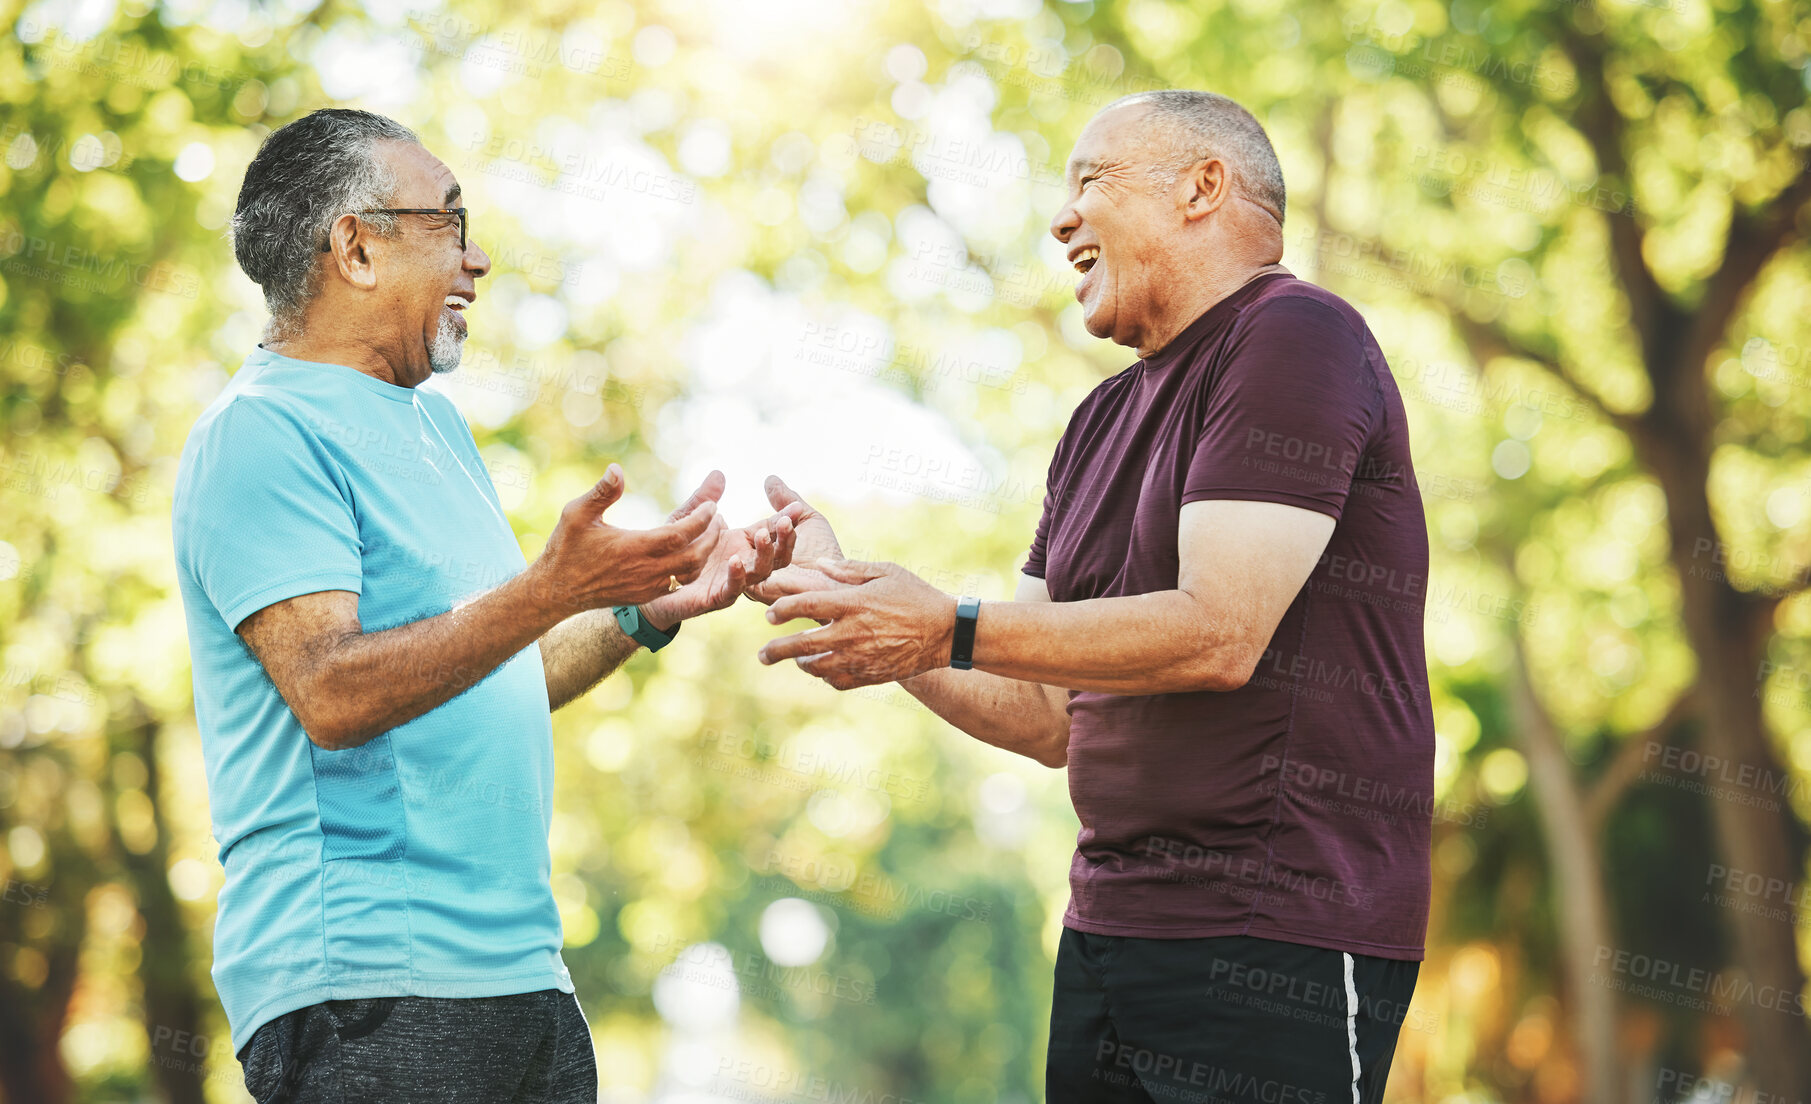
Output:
top-left (757, 558), bottom-right (957, 690)
top-left (641, 471), bottom-right (802, 629)
top-left (744, 475), bottom-right (844, 606)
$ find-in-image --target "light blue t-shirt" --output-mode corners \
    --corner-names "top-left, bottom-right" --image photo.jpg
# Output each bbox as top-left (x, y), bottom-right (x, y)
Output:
top-left (173, 346), bottom-right (571, 1052)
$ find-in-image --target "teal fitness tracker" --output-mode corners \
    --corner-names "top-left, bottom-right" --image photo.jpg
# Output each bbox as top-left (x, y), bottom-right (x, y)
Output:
top-left (950, 595), bottom-right (980, 670)
top-left (614, 604), bottom-right (680, 652)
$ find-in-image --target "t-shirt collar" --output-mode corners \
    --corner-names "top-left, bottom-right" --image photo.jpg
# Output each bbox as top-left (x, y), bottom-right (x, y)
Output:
top-left (249, 344), bottom-right (421, 404)
top-left (1141, 270), bottom-right (1295, 371)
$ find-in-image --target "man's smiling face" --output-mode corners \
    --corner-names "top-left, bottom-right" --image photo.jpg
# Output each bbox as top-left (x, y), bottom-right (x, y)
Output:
top-left (1048, 103), bottom-right (1178, 353)
top-left (370, 141), bottom-right (490, 379)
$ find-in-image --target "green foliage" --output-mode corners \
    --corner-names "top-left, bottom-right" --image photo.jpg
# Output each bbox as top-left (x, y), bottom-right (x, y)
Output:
top-left (2, 0), bottom-right (1809, 1100)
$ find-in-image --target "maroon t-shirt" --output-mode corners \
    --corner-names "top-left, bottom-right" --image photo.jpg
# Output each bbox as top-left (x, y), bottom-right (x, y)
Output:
top-left (1025, 272), bottom-right (1434, 960)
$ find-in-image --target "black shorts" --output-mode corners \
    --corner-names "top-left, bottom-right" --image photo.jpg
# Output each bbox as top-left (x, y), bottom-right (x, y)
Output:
top-left (1047, 928), bottom-right (1420, 1104)
top-left (236, 989), bottom-right (595, 1104)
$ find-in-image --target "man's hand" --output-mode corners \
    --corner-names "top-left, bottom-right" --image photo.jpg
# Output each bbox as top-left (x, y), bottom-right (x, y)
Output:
top-left (526, 463), bottom-right (723, 617)
top-left (744, 475), bottom-right (843, 605)
top-left (640, 471), bottom-right (801, 630)
top-left (757, 559), bottom-right (957, 690)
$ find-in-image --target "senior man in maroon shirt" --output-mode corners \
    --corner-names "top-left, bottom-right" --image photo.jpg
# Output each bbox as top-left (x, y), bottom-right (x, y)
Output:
top-left (753, 89), bottom-right (1434, 1103)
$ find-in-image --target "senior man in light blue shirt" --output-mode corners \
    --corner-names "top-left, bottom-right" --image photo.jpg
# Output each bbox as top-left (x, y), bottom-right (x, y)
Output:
top-left (173, 108), bottom-right (798, 1104)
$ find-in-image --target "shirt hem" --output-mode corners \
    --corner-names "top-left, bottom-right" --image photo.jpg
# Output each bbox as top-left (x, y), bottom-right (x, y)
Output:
top-left (1179, 486), bottom-right (1344, 521)
top-left (227, 964), bottom-right (573, 1053)
top-left (1061, 911), bottom-right (1425, 962)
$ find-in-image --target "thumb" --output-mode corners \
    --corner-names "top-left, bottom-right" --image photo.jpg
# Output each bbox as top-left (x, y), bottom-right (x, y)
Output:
top-left (765, 474), bottom-right (806, 512)
top-left (814, 557), bottom-right (889, 584)
top-left (574, 463), bottom-right (625, 520)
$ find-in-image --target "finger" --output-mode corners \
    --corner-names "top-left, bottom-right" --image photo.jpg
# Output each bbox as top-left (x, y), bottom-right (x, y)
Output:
top-left (660, 498), bottom-right (719, 547)
top-left (797, 653), bottom-right (881, 691)
top-left (572, 463), bottom-right (625, 521)
top-left (721, 554), bottom-right (747, 604)
top-left (747, 525), bottom-right (777, 581)
top-left (668, 470), bottom-right (727, 523)
top-left (681, 514), bottom-right (726, 577)
top-left (771, 516), bottom-right (797, 570)
top-left (759, 623), bottom-right (854, 664)
top-left (768, 588), bottom-right (861, 625)
top-left (764, 474), bottom-right (809, 513)
top-left (746, 565), bottom-right (839, 603)
top-left (814, 557), bottom-right (890, 584)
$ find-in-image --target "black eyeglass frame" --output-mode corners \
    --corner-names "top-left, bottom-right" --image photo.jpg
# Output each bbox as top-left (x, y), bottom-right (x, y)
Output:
top-left (318, 207), bottom-right (468, 252)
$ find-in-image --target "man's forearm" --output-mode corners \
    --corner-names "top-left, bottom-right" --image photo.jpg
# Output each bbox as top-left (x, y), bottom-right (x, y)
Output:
top-left (970, 590), bottom-right (1250, 695)
top-left (901, 668), bottom-right (1071, 767)
top-left (291, 568), bottom-right (569, 749)
top-left (540, 608), bottom-right (642, 711)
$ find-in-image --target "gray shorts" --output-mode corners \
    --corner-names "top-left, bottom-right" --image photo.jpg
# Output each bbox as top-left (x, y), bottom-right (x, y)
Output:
top-left (236, 989), bottom-right (596, 1104)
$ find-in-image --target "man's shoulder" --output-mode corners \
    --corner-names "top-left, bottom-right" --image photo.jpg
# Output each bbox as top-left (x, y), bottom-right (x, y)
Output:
top-left (180, 385), bottom-right (316, 466)
top-left (1239, 277), bottom-right (1365, 333)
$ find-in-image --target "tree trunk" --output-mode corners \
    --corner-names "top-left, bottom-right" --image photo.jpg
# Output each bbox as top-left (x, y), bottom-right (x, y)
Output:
top-left (1638, 419), bottom-right (1811, 1097)
top-left (111, 715), bottom-right (211, 1104)
top-left (0, 898), bottom-right (83, 1104)
top-left (1507, 648), bottom-right (1621, 1104)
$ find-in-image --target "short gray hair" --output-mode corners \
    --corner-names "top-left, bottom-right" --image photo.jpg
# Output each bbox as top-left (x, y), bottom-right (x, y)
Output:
top-left (230, 108), bottom-right (420, 335)
top-left (1109, 90), bottom-right (1286, 225)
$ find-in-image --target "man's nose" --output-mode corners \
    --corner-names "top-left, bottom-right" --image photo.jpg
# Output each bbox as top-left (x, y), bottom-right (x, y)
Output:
top-left (465, 238), bottom-right (491, 279)
top-left (1049, 201), bottom-right (1079, 244)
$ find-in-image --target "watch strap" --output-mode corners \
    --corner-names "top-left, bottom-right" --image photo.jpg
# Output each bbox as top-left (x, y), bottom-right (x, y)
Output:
top-left (614, 604), bottom-right (679, 652)
top-left (950, 595), bottom-right (981, 670)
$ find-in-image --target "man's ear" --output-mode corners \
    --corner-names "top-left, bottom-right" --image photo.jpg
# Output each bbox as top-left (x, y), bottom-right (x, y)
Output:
top-left (1182, 158), bottom-right (1234, 223)
top-left (322, 213), bottom-right (381, 291)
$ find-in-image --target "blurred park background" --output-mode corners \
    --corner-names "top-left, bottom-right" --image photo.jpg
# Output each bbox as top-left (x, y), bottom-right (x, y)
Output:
top-left (3, 0), bottom-right (1811, 1100)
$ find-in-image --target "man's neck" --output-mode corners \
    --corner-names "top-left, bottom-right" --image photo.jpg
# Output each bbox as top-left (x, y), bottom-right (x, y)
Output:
top-left (265, 325), bottom-right (416, 388)
top-left (1135, 259), bottom-right (1290, 359)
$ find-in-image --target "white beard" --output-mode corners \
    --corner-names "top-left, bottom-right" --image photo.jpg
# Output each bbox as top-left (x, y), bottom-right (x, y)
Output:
top-left (428, 310), bottom-right (465, 375)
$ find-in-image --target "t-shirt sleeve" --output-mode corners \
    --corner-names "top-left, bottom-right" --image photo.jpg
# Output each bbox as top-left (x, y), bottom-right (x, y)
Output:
top-left (1183, 295), bottom-right (1379, 520)
top-left (177, 400), bottom-right (364, 632)
top-left (1023, 432), bottom-right (1071, 580)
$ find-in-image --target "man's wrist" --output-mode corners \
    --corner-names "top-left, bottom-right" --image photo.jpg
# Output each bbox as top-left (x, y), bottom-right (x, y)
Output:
top-left (640, 599), bottom-right (680, 634)
top-left (938, 595), bottom-right (959, 669)
top-left (517, 562), bottom-right (576, 630)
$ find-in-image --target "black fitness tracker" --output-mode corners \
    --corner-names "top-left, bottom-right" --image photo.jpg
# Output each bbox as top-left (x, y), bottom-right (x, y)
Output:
top-left (950, 595), bottom-right (981, 670)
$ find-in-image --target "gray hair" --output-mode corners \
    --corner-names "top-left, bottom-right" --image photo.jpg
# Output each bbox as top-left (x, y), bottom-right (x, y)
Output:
top-left (1108, 90), bottom-right (1286, 225)
top-left (230, 108), bottom-right (420, 335)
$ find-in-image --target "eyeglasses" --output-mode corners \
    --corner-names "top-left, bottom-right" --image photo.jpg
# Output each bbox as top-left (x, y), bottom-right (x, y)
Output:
top-left (319, 207), bottom-right (468, 252)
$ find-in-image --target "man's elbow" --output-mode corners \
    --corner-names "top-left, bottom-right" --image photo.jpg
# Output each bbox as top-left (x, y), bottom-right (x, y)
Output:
top-left (1186, 641), bottom-right (1262, 693)
top-left (294, 699), bottom-right (375, 752)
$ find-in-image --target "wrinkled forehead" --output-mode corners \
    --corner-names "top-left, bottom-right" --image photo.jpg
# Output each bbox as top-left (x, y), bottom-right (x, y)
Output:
top-left (1064, 101), bottom-right (1158, 182)
top-left (382, 140), bottom-right (462, 207)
